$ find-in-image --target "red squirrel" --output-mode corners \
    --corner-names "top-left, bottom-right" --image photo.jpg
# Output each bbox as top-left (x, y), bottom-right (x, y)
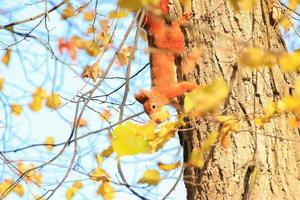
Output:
top-left (135, 0), bottom-right (198, 120)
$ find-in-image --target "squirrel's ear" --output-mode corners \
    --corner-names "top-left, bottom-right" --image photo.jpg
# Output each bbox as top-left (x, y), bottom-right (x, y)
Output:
top-left (135, 90), bottom-right (149, 104)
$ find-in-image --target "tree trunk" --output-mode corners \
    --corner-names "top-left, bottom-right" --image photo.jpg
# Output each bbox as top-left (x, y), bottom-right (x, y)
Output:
top-left (169, 0), bottom-right (300, 199)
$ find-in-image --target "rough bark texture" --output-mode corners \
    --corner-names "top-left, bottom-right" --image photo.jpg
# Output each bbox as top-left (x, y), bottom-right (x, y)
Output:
top-left (168, 0), bottom-right (300, 199)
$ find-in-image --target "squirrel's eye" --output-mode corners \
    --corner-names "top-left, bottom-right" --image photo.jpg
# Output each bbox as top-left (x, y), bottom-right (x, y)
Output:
top-left (151, 104), bottom-right (156, 109)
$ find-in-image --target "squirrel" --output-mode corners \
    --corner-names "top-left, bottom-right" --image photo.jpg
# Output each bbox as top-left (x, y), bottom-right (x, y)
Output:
top-left (135, 0), bottom-right (198, 121)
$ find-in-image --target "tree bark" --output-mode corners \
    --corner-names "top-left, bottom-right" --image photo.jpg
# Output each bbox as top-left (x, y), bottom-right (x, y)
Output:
top-left (169, 0), bottom-right (300, 199)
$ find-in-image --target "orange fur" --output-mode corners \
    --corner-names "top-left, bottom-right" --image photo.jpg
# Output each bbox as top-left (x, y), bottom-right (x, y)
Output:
top-left (135, 0), bottom-right (198, 120)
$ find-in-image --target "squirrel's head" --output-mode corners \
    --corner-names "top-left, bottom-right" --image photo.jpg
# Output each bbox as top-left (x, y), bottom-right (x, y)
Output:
top-left (135, 90), bottom-right (166, 122)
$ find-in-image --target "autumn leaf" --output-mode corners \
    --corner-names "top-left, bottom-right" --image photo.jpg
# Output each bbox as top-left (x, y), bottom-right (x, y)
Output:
top-left (97, 31), bottom-right (110, 49)
top-left (0, 78), bottom-right (4, 91)
top-left (118, 0), bottom-right (159, 11)
top-left (83, 11), bottom-right (95, 21)
top-left (100, 146), bottom-right (113, 158)
top-left (179, 0), bottom-right (192, 13)
top-left (216, 115), bottom-right (239, 148)
top-left (0, 179), bottom-right (24, 197)
top-left (111, 121), bottom-right (156, 157)
top-left (149, 121), bottom-right (179, 152)
top-left (29, 96), bottom-right (43, 112)
top-left (117, 46), bottom-right (134, 66)
top-left (82, 61), bottom-right (101, 82)
top-left (229, 0), bottom-right (257, 11)
top-left (66, 181), bottom-right (83, 200)
top-left (279, 50), bottom-right (300, 72)
top-left (11, 103), bottom-right (22, 116)
top-left (100, 108), bottom-right (111, 121)
top-left (13, 183), bottom-right (25, 197)
top-left (100, 19), bottom-right (110, 31)
top-left (75, 118), bottom-right (87, 128)
top-left (33, 87), bottom-right (47, 99)
top-left (184, 79), bottom-right (229, 118)
top-left (2, 49), bottom-right (11, 65)
top-left (239, 48), bottom-right (276, 69)
top-left (288, 0), bottom-right (300, 11)
top-left (46, 93), bottom-right (61, 109)
top-left (84, 40), bottom-right (101, 57)
top-left (97, 146), bottom-right (113, 164)
top-left (187, 132), bottom-right (219, 168)
top-left (97, 181), bottom-right (115, 200)
top-left (90, 167), bottom-right (110, 182)
top-left (86, 26), bottom-right (96, 34)
top-left (17, 162), bottom-right (43, 186)
top-left (108, 10), bottom-right (129, 19)
top-left (44, 136), bottom-right (55, 151)
top-left (149, 107), bottom-right (170, 123)
top-left (70, 36), bottom-right (85, 49)
top-left (138, 169), bottom-right (160, 185)
top-left (58, 38), bottom-right (77, 61)
top-left (62, 3), bottom-right (75, 19)
top-left (158, 161), bottom-right (181, 171)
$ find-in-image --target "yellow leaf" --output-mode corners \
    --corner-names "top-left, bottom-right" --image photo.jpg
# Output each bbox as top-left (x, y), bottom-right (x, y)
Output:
top-left (100, 146), bottom-right (114, 157)
top-left (239, 48), bottom-right (276, 68)
top-left (33, 87), bottom-right (47, 99)
top-left (118, 0), bottom-right (160, 11)
top-left (46, 93), bottom-right (61, 109)
top-left (108, 10), bottom-right (129, 19)
top-left (100, 108), bottom-right (111, 121)
top-left (100, 19), bottom-right (110, 31)
top-left (0, 78), bottom-right (4, 91)
top-left (73, 181), bottom-right (83, 189)
top-left (90, 167), bottom-right (110, 182)
top-left (279, 14), bottom-right (293, 32)
top-left (44, 136), bottom-right (55, 151)
top-left (86, 26), bottom-right (96, 34)
top-left (29, 96), bottom-right (43, 112)
top-left (75, 118), bottom-right (87, 128)
top-left (34, 172), bottom-right (43, 187)
top-left (82, 61), bottom-right (101, 82)
top-left (97, 181), bottom-right (115, 200)
top-left (13, 183), bottom-right (24, 197)
top-left (84, 40), bottom-right (101, 57)
top-left (179, 0), bottom-right (192, 13)
top-left (2, 49), bottom-right (11, 65)
top-left (184, 79), bottom-right (229, 118)
top-left (111, 121), bottom-right (156, 157)
top-left (70, 36), bottom-right (85, 49)
top-left (149, 121), bottom-right (179, 152)
top-left (66, 187), bottom-right (76, 200)
top-left (116, 46), bottom-right (134, 66)
top-left (288, 0), bottom-right (300, 11)
top-left (158, 161), bottom-right (180, 171)
top-left (11, 103), bottom-right (22, 116)
top-left (138, 169), bottom-right (160, 185)
top-left (66, 181), bottom-right (83, 200)
top-left (188, 132), bottom-right (219, 168)
top-left (229, 0), bottom-right (257, 11)
top-left (149, 107), bottom-right (170, 123)
top-left (62, 3), bottom-right (75, 19)
top-left (279, 50), bottom-right (300, 72)
top-left (34, 195), bottom-right (45, 200)
top-left (17, 162), bottom-right (42, 186)
top-left (83, 11), bottom-right (95, 21)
